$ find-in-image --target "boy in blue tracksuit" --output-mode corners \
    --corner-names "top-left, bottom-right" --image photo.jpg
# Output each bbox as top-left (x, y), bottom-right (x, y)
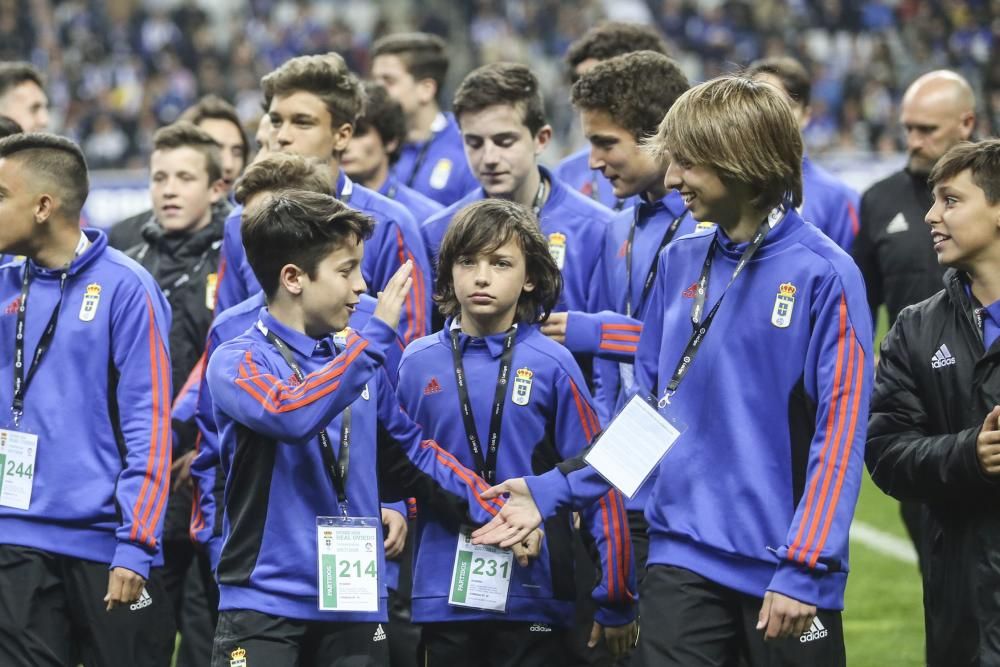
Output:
top-left (473, 76), bottom-right (873, 667)
top-left (371, 33), bottom-right (479, 206)
top-left (215, 53), bottom-right (432, 346)
top-left (207, 189), bottom-right (501, 665)
top-left (343, 80), bottom-right (444, 225)
top-left (0, 134), bottom-right (175, 665)
top-left (748, 58), bottom-right (860, 252)
top-left (421, 63), bottom-right (610, 320)
top-left (399, 199), bottom-right (635, 666)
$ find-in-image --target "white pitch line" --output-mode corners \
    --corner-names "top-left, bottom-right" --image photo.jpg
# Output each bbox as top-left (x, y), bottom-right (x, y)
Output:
top-left (850, 521), bottom-right (918, 564)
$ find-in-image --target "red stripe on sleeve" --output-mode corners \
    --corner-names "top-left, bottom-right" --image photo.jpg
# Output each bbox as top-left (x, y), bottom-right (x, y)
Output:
top-left (130, 298), bottom-right (166, 544)
top-left (599, 495), bottom-right (617, 602)
top-left (788, 297), bottom-right (848, 562)
top-left (807, 338), bottom-right (865, 567)
top-left (568, 378), bottom-right (595, 441)
top-left (420, 440), bottom-right (503, 515)
top-left (139, 322), bottom-right (173, 546)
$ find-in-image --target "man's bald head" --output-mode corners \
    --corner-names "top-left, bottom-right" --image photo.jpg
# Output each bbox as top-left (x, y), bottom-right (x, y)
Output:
top-left (900, 70), bottom-right (976, 175)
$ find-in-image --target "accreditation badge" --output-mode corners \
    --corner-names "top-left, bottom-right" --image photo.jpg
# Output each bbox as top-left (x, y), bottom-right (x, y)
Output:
top-left (316, 516), bottom-right (380, 612)
top-left (547, 232), bottom-right (567, 270)
top-left (511, 368), bottom-right (533, 406)
top-left (448, 526), bottom-right (513, 612)
top-left (205, 273), bottom-right (218, 310)
top-left (429, 158), bottom-right (452, 190)
top-left (0, 427), bottom-right (37, 510)
top-left (771, 282), bottom-right (796, 328)
top-left (79, 283), bottom-right (101, 322)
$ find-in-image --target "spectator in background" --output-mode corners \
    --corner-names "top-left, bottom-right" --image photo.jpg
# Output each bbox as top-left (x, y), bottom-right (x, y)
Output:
top-left (852, 69), bottom-right (976, 570)
top-left (342, 81), bottom-right (442, 225)
top-left (555, 22), bottom-right (669, 212)
top-left (108, 94), bottom-right (244, 251)
top-left (748, 57), bottom-right (861, 252)
top-left (0, 61), bottom-right (48, 132)
top-left (370, 32), bottom-right (479, 206)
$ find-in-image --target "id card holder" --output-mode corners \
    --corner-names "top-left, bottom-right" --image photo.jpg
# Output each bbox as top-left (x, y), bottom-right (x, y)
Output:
top-left (448, 526), bottom-right (513, 613)
top-left (316, 516), bottom-right (381, 612)
top-left (584, 393), bottom-right (687, 499)
top-left (0, 427), bottom-right (38, 510)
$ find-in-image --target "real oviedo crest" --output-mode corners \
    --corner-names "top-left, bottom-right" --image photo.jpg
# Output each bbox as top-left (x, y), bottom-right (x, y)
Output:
top-left (79, 283), bottom-right (101, 322)
top-left (547, 232), bottom-right (567, 270)
top-left (771, 282), bottom-right (796, 328)
top-left (512, 367), bottom-right (533, 406)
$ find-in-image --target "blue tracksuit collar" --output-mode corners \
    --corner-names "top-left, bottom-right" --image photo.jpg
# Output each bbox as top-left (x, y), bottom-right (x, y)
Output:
top-left (335, 170), bottom-right (354, 201)
top-left (714, 206), bottom-right (804, 258)
top-left (257, 307), bottom-right (335, 358)
top-left (443, 317), bottom-right (534, 357)
top-left (475, 166), bottom-right (564, 213)
top-left (27, 227), bottom-right (107, 279)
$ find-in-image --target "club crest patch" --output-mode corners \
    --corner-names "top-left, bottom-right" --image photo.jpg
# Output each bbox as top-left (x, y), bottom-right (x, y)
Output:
top-left (512, 368), bottom-right (533, 406)
top-left (79, 283), bottom-right (101, 322)
top-left (548, 232), bottom-right (567, 270)
top-left (429, 158), bottom-right (452, 190)
top-left (771, 282), bottom-right (796, 328)
top-left (229, 647), bottom-right (247, 667)
top-left (205, 273), bottom-right (218, 310)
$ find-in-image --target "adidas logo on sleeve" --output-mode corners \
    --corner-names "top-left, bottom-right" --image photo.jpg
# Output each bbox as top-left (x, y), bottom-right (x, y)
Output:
top-left (931, 344), bottom-right (956, 369)
top-left (799, 617), bottom-right (829, 643)
top-left (372, 624), bottom-right (387, 642)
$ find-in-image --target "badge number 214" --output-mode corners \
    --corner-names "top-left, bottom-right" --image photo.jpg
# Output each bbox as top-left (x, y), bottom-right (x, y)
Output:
top-left (317, 517), bottom-right (380, 612)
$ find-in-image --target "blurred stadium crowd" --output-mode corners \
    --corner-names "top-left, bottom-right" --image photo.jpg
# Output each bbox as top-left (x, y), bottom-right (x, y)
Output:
top-left (0, 0), bottom-right (996, 170)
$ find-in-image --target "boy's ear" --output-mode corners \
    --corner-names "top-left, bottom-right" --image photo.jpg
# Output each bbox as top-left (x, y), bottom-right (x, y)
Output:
top-left (522, 276), bottom-right (536, 293)
top-left (33, 192), bottom-right (55, 225)
top-left (533, 125), bottom-right (553, 156)
top-left (415, 78), bottom-right (437, 106)
top-left (209, 178), bottom-right (226, 204)
top-left (332, 122), bottom-right (354, 154)
top-left (278, 263), bottom-right (307, 295)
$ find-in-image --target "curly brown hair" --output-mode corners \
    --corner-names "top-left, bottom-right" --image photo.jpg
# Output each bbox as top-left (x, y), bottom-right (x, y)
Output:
top-left (571, 51), bottom-right (688, 141)
top-left (434, 199), bottom-right (561, 324)
top-left (564, 22), bottom-right (668, 82)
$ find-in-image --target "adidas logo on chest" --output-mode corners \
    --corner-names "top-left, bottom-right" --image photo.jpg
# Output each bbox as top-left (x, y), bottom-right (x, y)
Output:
top-left (931, 343), bottom-right (956, 369)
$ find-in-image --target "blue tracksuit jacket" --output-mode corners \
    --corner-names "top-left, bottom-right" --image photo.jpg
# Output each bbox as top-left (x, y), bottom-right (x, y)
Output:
top-left (379, 174), bottom-right (444, 226)
top-left (392, 112), bottom-right (479, 207)
top-left (800, 156), bottom-right (860, 252)
top-left (397, 321), bottom-right (635, 626)
top-left (0, 230), bottom-right (172, 578)
top-left (524, 209), bottom-right (873, 611)
top-left (206, 309), bottom-right (499, 622)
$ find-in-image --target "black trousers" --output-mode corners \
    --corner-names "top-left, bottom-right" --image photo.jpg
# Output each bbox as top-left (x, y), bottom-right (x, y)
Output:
top-left (0, 544), bottom-right (175, 667)
top-left (212, 608), bottom-right (389, 667)
top-left (386, 518), bottom-right (420, 667)
top-left (636, 565), bottom-right (845, 667)
top-left (421, 620), bottom-right (567, 667)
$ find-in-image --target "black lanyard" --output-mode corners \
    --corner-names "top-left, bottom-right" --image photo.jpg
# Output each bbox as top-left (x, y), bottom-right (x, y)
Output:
top-left (261, 323), bottom-right (352, 513)
top-left (405, 138), bottom-right (435, 188)
top-left (531, 173), bottom-right (548, 217)
top-left (658, 212), bottom-right (779, 408)
top-left (625, 207), bottom-right (685, 318)
top-left (11, 267), bottom-right (70, 427)
top-left (449, 326), bottom-right (516, 483)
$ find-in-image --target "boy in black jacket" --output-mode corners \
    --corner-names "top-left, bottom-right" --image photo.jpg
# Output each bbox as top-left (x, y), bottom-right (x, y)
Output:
top-left (867, 138), bottom-right (1000, 667)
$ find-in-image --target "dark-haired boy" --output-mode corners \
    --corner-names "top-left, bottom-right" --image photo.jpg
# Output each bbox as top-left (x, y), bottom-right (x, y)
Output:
top-left (0, 61), bottom-right (48, 132)
top-left (124, 121), bottom-right (227, 665)
top-left (343, 81), bottom-right (443, 224)
top-left (421, 62), bottom-right (610, 323)
top-left (216, 53), bottom-right (433, 347)
top-left (866, 139), bottom-right (1000, 666)
top-left (747, 57), bottom-right (859, 252)
top-left (555, 23), bottom-right (667, 211)
top-left (371, 33), bottom-right (479, 206)
top-left (206, 190), bottom-right (500, 665)
top-left (0, 133), bottom-right (175, 665)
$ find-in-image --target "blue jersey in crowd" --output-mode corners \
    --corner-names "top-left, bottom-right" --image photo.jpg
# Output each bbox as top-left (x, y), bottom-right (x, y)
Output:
top-left (554, 146), bottom-right (639, 212)
top-left (0, 230), bottom-right (172, 579)
top-left (526, 209), bottom-right (873, 611)
top-left (800, 156), bottom-right (860, 252)
top-left (397, 321), bottom-right (635, 627)
top-left (392, 112), bottom-right (479, 207)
